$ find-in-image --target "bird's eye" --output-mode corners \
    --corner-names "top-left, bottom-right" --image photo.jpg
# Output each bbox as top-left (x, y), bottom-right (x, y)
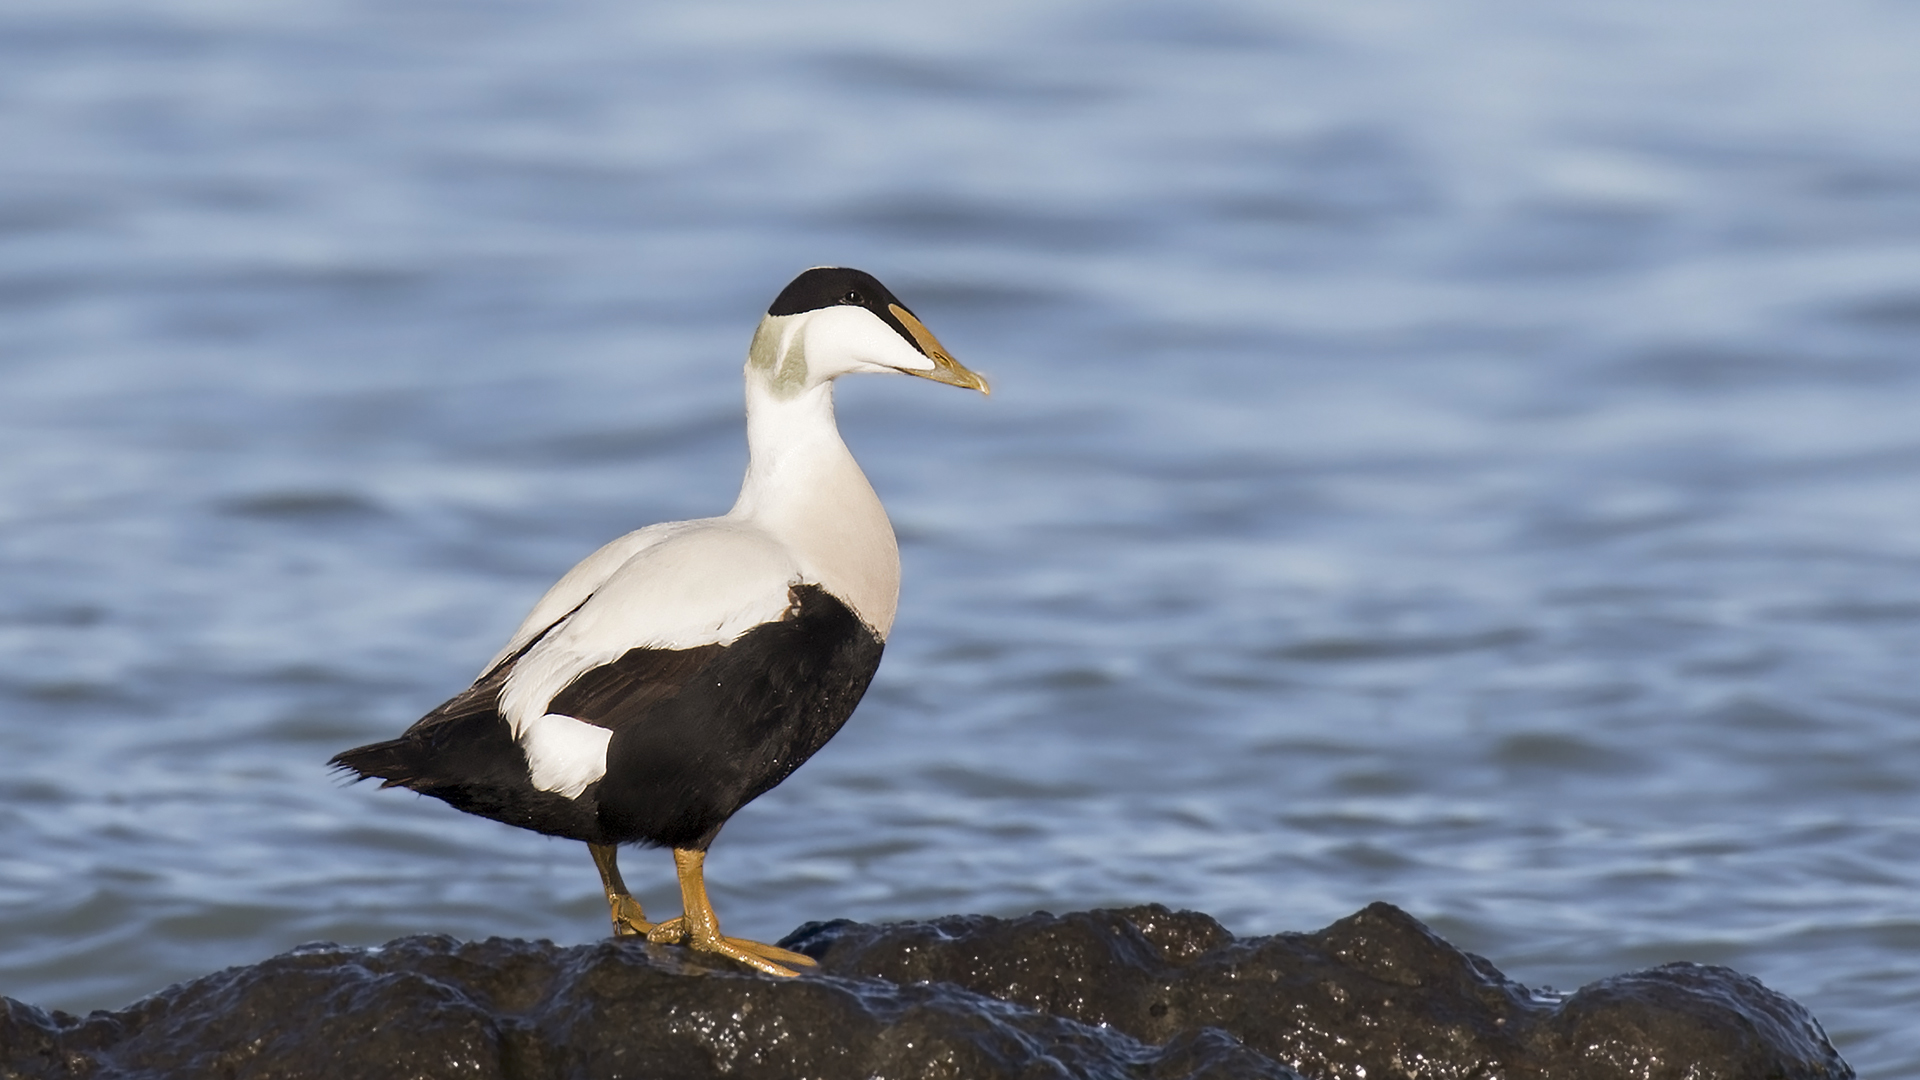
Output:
top-left (841, 290), bottom-right (864, 305)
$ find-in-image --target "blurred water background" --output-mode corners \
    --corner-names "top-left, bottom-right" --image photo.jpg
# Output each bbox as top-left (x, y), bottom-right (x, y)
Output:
top-left (3, 0), bottom-right (1919, 1073)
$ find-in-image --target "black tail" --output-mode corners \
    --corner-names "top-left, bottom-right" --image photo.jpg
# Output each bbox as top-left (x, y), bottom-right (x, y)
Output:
top-left (329, 737), bottom-right (424, 789)
top-left (329, 706), bottom-right (606, 843)
top-left (330, 704), bottom-right (527, 797)
top-left (330, 666), bottom-right (517, 791)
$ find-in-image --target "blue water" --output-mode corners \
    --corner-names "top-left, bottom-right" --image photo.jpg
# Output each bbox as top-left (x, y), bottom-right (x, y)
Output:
top-left (4, 1), bottom-right (1920, 1073)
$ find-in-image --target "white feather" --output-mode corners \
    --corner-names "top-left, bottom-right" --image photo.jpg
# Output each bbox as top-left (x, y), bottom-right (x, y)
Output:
top-left (521, 712), bottom-right (614, 798)
top-left (481, 522), bottom-right (681, 675)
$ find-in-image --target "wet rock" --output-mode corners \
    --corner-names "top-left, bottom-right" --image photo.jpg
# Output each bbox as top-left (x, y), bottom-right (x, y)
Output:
top-left (784, 902), bottom-right (1852, 1079)
top-left (0, 903), bottom-right (1850, 1080)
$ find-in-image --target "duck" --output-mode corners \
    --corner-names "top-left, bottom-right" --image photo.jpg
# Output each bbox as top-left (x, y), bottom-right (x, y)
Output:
top-left (331, 267), bottom-right (989, 976)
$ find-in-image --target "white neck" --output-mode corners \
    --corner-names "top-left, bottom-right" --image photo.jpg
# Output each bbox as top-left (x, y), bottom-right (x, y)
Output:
top-left (728, 372), bottom-right (900, 638)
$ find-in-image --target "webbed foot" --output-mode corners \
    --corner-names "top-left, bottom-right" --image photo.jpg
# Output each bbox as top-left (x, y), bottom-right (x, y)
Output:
top-left (609, 893), bottom-right (654, 937)
top-left (665, 848), bottom-right (818, 977)
top-left (590, 843), bottom-right (656, 937)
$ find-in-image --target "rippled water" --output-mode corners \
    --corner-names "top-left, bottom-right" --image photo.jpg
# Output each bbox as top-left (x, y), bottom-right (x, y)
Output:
top-left (4, 1), bottom-right (1920, 1073)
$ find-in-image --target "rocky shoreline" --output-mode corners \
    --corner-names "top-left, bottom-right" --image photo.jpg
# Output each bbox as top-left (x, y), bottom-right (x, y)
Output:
top-left (1, 902), bottom-right (1850, 1079)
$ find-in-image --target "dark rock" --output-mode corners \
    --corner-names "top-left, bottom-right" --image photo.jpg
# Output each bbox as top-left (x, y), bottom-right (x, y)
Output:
top-left (783, 902), bottom-right (1850, 1079)
top-left (0, 903), bottom-right (1850, 1080)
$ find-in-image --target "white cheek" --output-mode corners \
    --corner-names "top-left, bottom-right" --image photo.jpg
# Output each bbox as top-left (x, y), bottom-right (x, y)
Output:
top-left (806, 308), bottom-right (933, 374)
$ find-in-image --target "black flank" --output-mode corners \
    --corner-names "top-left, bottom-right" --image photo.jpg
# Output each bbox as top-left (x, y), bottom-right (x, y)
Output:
top-left (549, 643), bottom-right (724, 728)
top-left (595, 584), bottom-right (884, 850)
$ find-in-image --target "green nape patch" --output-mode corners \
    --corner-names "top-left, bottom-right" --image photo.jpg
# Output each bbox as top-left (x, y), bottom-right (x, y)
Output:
top-left (748, 321), bottom-right (808, 398)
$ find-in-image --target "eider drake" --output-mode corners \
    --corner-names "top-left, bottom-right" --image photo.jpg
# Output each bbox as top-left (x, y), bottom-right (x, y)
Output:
top-left (331, 267), bottom-right (988, 976)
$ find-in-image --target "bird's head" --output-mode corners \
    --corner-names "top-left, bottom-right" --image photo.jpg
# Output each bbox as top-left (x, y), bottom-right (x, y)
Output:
top-left (746, 267), bottom-right (990, 398)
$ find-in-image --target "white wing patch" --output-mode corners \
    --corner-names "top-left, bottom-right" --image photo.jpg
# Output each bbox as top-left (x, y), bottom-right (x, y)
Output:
top-left (521, 713), bottom-right (614, 798)
top-left (500, 518), bottom-right (803, 796)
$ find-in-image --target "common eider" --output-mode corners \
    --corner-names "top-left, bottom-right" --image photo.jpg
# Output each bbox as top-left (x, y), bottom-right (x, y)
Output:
top-left (331, 267), bottom-right (989, 976)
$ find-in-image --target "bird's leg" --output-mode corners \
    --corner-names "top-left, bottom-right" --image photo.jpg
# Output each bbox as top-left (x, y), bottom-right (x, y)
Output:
top-left (589, 843), bottom-right (654, 938)
top-left (645, 847), bottom-right (817, 977)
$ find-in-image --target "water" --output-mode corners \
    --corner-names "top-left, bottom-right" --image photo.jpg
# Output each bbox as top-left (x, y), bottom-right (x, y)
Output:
top-left (4, 0), bottom-right (1920, 1073)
